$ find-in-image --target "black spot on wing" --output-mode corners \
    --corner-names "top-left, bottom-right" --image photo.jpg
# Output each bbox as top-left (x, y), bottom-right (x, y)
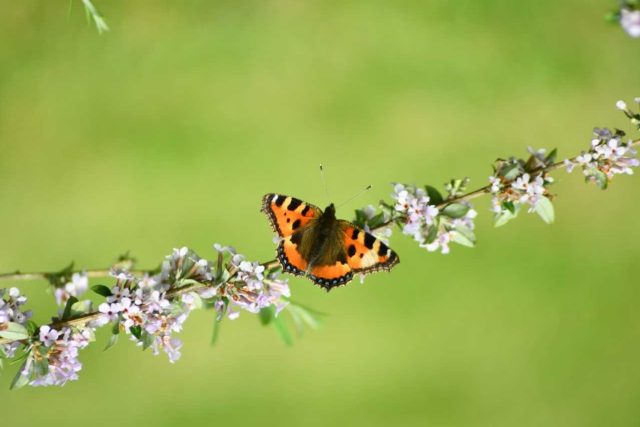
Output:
top-left (301, 205), bottom-right (310, 216)
top-left (287, 198), bottom-right (302, 211)
top-left (274, 195), bottom-right (285, 207)
top-left (347, 244), bottom-right (356, 257)
top-left (351, 229), bottom-right (360, 241)
top-left (363, 232), bottom-right (376, 249)
top-left (292, 219), bottom-right (301, 230)
top-left (377, 242), bottom-right (388, 256)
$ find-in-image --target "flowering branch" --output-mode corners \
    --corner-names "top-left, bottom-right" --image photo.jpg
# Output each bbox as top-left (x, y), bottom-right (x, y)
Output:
top-left (608, 0), bottom-right (640, 37)
top-left (1, 98), bottom-right (639, 389)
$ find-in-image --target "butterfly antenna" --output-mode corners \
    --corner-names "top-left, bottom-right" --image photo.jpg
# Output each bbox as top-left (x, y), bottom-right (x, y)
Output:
top-left (336, 185), bottom-right (372, 209)
top-left (319, 164), bottom-right (330, 204)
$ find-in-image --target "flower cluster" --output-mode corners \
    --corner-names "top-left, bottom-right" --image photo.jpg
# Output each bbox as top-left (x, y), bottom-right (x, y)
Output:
top-left (391, 183), bottom-right (477, 254)
top-left (93, 248), bottom-right (214, 363)
top-left (54, 272), bottom-right (89, 306)
top-left (0, 245), bottom-right (314, 390)
top-left (489, 147), bottom-right (556, 226)
top-left (564, 125), bottom-right (639, 189)
top-left (22, 325), bottom-right (95, 387)
top-left (0, 288), bottom-right (32, 359)
top-left (621, 7), bottom-right (640, 38)
top-left (216, 247), bottom-right (290, 320)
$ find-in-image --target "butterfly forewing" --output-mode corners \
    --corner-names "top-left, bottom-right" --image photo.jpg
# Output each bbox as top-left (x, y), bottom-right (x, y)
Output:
top-left (261, 194), bottom-right (321, 237)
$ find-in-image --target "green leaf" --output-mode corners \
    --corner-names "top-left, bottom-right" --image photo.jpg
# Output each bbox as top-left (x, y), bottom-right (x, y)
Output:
top-left (425, 185), bottom-right (444, 205)
top-left (441, 203), bottom-right (470, 219)
top-left (593, 170), bottom-right (608, 190)
top-left (62, 296), bottom-right (79, 320)
top-left (142, 332), bottom-right (155, 351)
top-left (130, 325), bottom-right (142, 340)
top-left (545, 148), bottom-right (558, 165)
top-left (25, 320), bottom-right (38, 337)
top-left (501, 163), bottom-right (522, 181)
top-left (368, 212), bottom-right (386, 229)
top-left (10, 359), bottom-right (30, 390)
top-left (210, 318), bottom-right (222, 346)
top-left (111, 320), bottom-right (120, 335)
top-left (534, 197), bottom-right (555, 224)
top-left (450, 231), bottom-right (474, 248)
top-left (272, 316), bottom-right (293, 346)
top-left (287, 304), bottom-right (322, 331)
top-left (259, 306), bottom-right (275, 326)
top-left (425, 224), bottom-right (438, 244)
top-left (503, 201), bottom-right (516, 214)
top-left (104, 334), bottom-right (119, 351)
top-left (0, 322), bottom-right (29, 341)
top-left (70, 300), bottom-right (93, 318)
top-left (494, 208), bottom-right (518, 227)
top-left (453, 225), bottom-right (476, 247)
top-left (91, 285), bottom-right (112, 297)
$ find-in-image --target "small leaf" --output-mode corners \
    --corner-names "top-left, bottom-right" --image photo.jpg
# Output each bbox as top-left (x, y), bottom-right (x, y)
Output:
top-left (425, 185), bottom-right (444, 205)
top-left (287, 304), bottom-right (322, 330)
top-left (0, 322), bottom-right (29, 341)
top-left (368, 212), bottom-right (386, 229)
top-left (130, 325), bottom-right (142, 340)
top-left (593, 170), bottom-right (608, 190)
top-left (545, 148), bottom-right (558, 165)
top-left (62, 296), bottom-right (79, 320)
top-left (259, 306), bottom-right (275, 326)
top-left (494, 208), bottom-right (518, 227)
top-left (272, 316), bottom-right (293, 346)
top-left (10, 359), bottom-right (30, 390)
top-left (70, 300), bottom-right (93, 318)
top-left (142, 332), bottom-right (155, 351)
top-left (454, 225), bottom-right (476, 247)
top-left (441, 203), bottom-right (470, 219)
top-left (425, 224), bottom-right (438, 244)
top-left (91, 285), bottom-right (112, 297)
top-left (450, 231), bottom-right (474, 248)
top-left (501, 163), bottom-right (522, 181)
top-left (111, 320), bottom-right (120, 335)
top-left (104, 334), bottom-right (119, 351)
top-left (534, 197), bottom-right (555, 224)
top-left (210, 318), bottom-right (222, 346)
top-left (503, 201), bottom-right (516, 214)
top-left (25, 320), bottom-right (38, 337)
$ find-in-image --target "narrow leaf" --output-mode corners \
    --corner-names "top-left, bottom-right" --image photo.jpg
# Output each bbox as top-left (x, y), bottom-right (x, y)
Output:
top-left (534, 197), bottom-right (555, 224)
top-left (425, 185), bottom-right (444, 205)
top-left (441, 203), bottom-right (470, 219)
top-left (91, 285), bottom-right (112, 297)
top-left (0, 323), bottom-right (29, 341)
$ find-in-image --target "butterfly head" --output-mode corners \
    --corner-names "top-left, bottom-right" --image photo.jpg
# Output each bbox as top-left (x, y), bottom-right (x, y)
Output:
top-left (323, 203), bottom-right (336, 217)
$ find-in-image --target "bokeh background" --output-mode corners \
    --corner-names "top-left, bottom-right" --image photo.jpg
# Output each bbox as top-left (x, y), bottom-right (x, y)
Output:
top-left (1, 1), bottom-right (639, 425)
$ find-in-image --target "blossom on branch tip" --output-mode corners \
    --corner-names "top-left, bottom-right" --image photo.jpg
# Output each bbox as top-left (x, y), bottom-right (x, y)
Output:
top-left (391, 183), bottom-right (477, 253)
top-left (621, 9), bottom-right (640, 38)
top-left (564, 124), bottom-right (639, 189)
top-left (489, 147), bottom-right (556, 226)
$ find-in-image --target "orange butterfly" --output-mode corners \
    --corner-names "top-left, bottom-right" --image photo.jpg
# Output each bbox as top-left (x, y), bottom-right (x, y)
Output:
top-left (261, 194), bottom-right (399, 290)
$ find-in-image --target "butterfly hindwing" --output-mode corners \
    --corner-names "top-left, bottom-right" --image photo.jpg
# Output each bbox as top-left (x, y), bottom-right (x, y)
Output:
top-left (261, 194), bottom-right (321, 237)
top-left (339, 221), bottom-right (399, 274)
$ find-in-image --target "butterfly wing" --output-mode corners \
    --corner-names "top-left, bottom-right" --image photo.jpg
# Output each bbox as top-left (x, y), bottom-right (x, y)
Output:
top-left (338, 221), bottom-right (399, 274)
top-left (262, 193), bottom-right (322, 279)
top-left (261, 194), bottom-right (322, 237)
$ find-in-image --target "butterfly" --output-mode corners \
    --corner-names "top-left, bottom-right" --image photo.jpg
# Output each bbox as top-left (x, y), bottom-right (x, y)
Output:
top-left (261, 193), bottom-right (399, 291)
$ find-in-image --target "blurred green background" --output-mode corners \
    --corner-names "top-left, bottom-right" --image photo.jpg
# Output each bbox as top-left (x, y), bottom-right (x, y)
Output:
top-left (1, 1), bottom-right (639, 425)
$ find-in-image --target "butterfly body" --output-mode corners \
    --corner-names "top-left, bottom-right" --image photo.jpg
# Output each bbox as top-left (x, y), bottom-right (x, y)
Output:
top-left (261, 194), bottom-right (399, 291)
